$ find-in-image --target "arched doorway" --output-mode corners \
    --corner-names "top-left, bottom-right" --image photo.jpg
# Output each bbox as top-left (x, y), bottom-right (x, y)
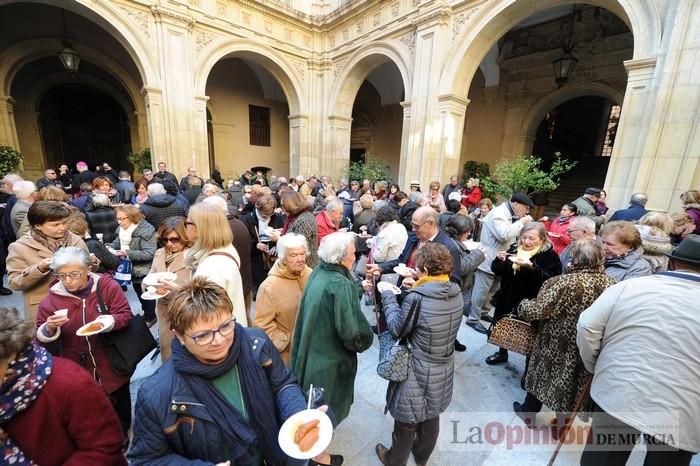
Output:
top-left (454, 3), bottom-right (634, 199)
top-left (349, 61), bottom-right (405, 182)
top-left (204, 57), bottom-right (291, 181)
top-left (0, 3), bottom-right (150, 180)
top-left (39, 83), bottom-right (131, 171)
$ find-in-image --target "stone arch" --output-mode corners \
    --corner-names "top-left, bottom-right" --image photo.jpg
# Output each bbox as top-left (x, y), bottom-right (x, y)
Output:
top-left (0, 0), bottom-right (157, 87)
top-left (2, 39), bottom-right (146, 116)
top-left (521, 82), bottom-right (625, 146)
top-left (194, 39), bottom-right (304, 116)
top-left (439, 0), bottom-right (661, 100)
top-left (329, 41), bottom-right (412, 117)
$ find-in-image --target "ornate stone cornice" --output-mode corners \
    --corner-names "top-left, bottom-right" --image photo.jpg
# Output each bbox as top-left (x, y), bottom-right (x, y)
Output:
top-left (411, 4), bottom-right (452, 28)
top-left (151, 5), bottom-right (195, 28)
top-left (624, 57), bottom-right (658, 73)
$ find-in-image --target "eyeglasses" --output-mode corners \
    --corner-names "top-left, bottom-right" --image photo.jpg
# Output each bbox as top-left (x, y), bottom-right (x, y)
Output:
top-left (53, 271), bottom-right (84, 281)
top-left (566, 229), bottom-right (583, 234)
top-left (116, 216), bottom-right (128, 222)
top-left (411, 220), bottom-right (429, 229)
top-left (185, 318), bottom-right (236, 346)
top-left (164, 237), bottom-right (182, 244)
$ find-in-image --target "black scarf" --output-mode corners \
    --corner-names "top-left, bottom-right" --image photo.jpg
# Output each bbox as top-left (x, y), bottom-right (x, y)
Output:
top-left (170, 325), bottom-right (285, 464)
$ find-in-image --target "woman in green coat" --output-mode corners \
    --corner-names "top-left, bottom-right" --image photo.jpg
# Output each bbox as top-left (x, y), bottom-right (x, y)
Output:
top-left (291, 231), bottom-right (373, 426)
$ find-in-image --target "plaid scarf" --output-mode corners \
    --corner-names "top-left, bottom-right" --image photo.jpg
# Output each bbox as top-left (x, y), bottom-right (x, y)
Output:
top-left (30, 228), bottom-right (70, 252)
top-left (0, 343), bottom-right (52, 466)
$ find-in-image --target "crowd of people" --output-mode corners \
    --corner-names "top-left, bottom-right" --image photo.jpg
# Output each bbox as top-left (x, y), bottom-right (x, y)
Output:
top-left (0, 159), bottom-right (699, 465)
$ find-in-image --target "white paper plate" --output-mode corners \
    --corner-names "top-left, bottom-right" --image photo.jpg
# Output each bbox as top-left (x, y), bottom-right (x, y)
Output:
top-left (76, 320), bottom-right (107, 336)
top-left (377, 282), bottom-right (401, 295)
top-left (462, 240), bottom-right (480, 251)
top-left (142, 272), bottom-right (177, 286)
top-left (393, 266), bottom-right (414, 276)
top-left (278, 409), bottom-right (333, 460)
top-left (141, 287), bottom-right (170, 300)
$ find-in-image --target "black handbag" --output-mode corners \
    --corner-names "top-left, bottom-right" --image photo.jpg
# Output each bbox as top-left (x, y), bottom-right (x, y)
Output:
top-left (96, 280), bottom-right (157, 375)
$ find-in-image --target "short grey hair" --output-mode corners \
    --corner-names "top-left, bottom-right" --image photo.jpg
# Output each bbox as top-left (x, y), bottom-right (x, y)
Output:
top-left (203, 183), bottom-right (222, 195)
top-left (92, 193), bottom-right (110, 207)
top-left (569, 216), bottom-right (596, 233)
top-left (51, 246), bottom-right (91, 272)
top-left (13, 180), bottom-right (36, 199)
top-left (277, 233), bottom-right (309, 262)
top-left (568, 239), bottom-right (605, 269)
top-left (147, 183), bottom-right (166, 196)
top-left (408, 191), bottom-right (423, 203)
top-left (325, 198), bottom-right (343, 213)
top-left (317, 232), bottom-right (354, 264)
top-left (2, 173), bottom-right (23, 186)
top-left (630, 192), bottom-right (648, 206)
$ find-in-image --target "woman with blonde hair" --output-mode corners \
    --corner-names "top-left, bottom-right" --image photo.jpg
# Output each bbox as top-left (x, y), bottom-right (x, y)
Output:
top-left (185, 202), bottom-right (247, 325)
top-left (148, 217), bottom-right (192, 361)
top-left (107, 204), bottom-right (157, 326)
top-left (423, 181), bottom-right (446, 212)
top-left (486, 222), bottom-right (562, 365)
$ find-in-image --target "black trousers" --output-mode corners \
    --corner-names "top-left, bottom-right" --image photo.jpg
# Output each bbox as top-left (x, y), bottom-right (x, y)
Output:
top-left (580, 406), bottom-right (695, 466)
top-left (386, 416), bottom-right (440, 466)
top-left (132, 281), bottom-right (156, 321)
top-left (109, 382), bottom-right (132, 435)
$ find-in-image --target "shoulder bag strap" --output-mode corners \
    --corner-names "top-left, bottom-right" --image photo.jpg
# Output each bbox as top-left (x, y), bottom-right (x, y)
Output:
top-left (397, 293), bottom-right (422, 339)
top-left (95, 277), bottom-right (110, 314)
top-left (207, 251), bottom-right (240, 269)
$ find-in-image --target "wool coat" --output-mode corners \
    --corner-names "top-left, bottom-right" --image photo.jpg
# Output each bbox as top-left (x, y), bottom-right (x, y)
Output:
top-left (491, 246), bottom-right (562, 320)
top-left (7, 231), bottom-right (87, 321)
top-left (4, 356), bottom-right (127, 466)
top-left (107, 220), bottom-right (157, 280)
top-left (36, 273), bottom-right (133, 393)
top-left (254, 260), bottom-right (312, 365)
top-left (518, 268), bottom-right (616, 413)
top-left (604, 246), bottom-right (652, 282)
top-left (149, 247), bottom-right (191, 361)
top-left (290, 261), bottom-right (373, 423)
top-left (380, 280), bottom-right (463, 424)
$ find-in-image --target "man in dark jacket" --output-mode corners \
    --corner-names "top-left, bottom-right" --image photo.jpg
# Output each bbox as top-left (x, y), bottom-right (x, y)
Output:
top-left (127, 278), bottom-right (313, 465)
top-left (115, 171), bottom-right (135, 203)
top-left (152, 161), bottom-right (178, 186)
top-left (398, 192), bottom-right (422, 232)
top-left (140, 183), bottom-right (186, 230)
top-left (100, 163), bottom-right (119, 185)
top-left (179, 167), bottom-right (205, 191)
top-left (442, 175), bottom-right (461, 203)
top-left (71, 161), bottom-right (96, 194)
top-left (609, 192), bottom-right (649, 222)
top-left (83, 193), bottom-right (119, 244)
top-left (36, 169), bottom-right (61, 189)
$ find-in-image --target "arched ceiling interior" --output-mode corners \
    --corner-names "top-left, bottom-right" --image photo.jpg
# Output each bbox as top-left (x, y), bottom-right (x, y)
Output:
top-left (205, 57), bottom-right (288, 104)
top-left (475, 4), bottom-right (632, 90)
top-left (362, 61), bottom-right (405, 107)
top-left (0, 3), bottom-right (142, 86)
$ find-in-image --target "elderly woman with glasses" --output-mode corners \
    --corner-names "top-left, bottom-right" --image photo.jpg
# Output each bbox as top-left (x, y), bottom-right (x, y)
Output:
top-left (128, 277), bottom-right (314, 465)
top-left (254, 233), bottom-right (312, 366)
top-left (1, 308), bottom-right (127, 465)
top-left (148, 217), bottom-right (192, 361)
top-left (35, 247), bottom-right (134, 435)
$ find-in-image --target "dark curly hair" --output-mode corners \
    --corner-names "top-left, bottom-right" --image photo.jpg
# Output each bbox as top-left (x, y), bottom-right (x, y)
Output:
top-left (0, 308), bottom-right (35, 360)
top-left (375, 206), bottom-right (399, 227)
top-left (443, 214), bottom-right (474, 240)
top-left (415, 242), bottom-right (453, 276)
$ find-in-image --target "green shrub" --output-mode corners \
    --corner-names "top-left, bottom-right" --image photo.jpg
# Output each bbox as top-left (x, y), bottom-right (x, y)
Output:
top-left (0, 145), bottom-right (23, 178)
top-left (346, 152), bottom-right (392, 185)
top-left (127, 148), bottom-right (152, 174)
top-left (482, 152), bottom-right (577, 199)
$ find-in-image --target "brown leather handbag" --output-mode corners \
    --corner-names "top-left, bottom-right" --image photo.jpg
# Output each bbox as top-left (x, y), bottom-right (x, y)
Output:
top-left (487, 314), bottom-right (535, 355)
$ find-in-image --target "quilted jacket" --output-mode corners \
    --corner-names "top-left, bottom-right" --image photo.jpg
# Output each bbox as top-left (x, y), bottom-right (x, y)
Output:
top-left (380, 280), bottom-right (463, 424)
top-left (107, 220), bottom-right (157, 280)
top-left (140, 194), bottom-right (186, 230)
top-left (84, 205), bottom-right (119, 244)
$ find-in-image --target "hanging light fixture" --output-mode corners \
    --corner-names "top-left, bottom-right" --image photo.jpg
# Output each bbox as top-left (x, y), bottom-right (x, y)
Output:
top-left (552, 48), bottom-right (577, 86)
top-left (58, 9), bottom-right (80, 73)
top-left (552, 5), bottom-right (579, 87)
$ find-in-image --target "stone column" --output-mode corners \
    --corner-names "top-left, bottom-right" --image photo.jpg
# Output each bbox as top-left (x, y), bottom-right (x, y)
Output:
top-left (193, 95), bottom-right (210, 176)
top-left (397, 100), bottom-right (412, 188)
top-left (433, 94), bottom-right (469, 182)
top-left (289, 114), bottom-right (311, 178)
top-left (500, 88), bottom-right (532, 159)
top-left (13, 110), bottom-right (44, 179)
top-left (326, 115), bottom-right (352, 181)
top-left (142, 86), bottom-right (166, 170)
top-left (0, 96), bottom-right (19, 149)
top-left (133, 111), bottom-right (150, 153)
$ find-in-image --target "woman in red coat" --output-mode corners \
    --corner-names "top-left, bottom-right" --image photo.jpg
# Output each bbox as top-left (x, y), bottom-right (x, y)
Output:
top-left (542, 203), bottom-right (578, 255)
top-left (461, 178), bottom-right (482, 210)
top-left (36, 246), bottom-right (133, 435)
top-left (1, 307), bottom-right (126, 466)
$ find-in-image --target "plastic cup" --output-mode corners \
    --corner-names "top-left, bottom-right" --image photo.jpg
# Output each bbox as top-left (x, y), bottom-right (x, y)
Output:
top-left (54, 309), bottom-right (68, 318)
top-left (96, 233), bottom-right (104, 242)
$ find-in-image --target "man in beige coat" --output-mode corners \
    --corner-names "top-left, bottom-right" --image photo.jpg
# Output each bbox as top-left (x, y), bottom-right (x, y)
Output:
top-left (254, 233), bottom-right (312, 365)
top-left (7, 201), bottom-right (87, 321)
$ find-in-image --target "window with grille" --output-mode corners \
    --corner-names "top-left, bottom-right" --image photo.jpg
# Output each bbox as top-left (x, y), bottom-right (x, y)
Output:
top-left (601, 105), bottom-right (620, 157)
top-left (249, 105), bottom-right (270, 146)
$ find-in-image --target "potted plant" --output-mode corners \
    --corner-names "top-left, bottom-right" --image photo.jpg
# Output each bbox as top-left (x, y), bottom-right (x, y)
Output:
top-left (0, 145), bottom-right (23, 178)
top-left (480, 152), bottom-right (576, 205)
top-left (345, 152), bottom-right (393, 184)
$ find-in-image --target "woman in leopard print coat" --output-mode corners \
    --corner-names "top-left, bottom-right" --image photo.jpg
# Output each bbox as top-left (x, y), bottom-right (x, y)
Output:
top-left (513, 239), bottom-right (616, 428)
